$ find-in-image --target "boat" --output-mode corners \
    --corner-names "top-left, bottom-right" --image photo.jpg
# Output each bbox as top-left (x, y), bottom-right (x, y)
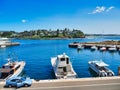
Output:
top-left (77, 44), bottom-right (84, 50)
top-left (108, 45), bottom-right (117, 52)
top-left (88, 60), bottom-right (114, 77)
top-left (0, 38), bottom-right (11, 48)
top-left (51, 53), bottom-right (77, 79)
top-left (0, 38), bottom-right (11, 44)
top-left (1, 45), bottom-right (6, 48)
top-left (100, 47), bottom-right (106, 51)
top-left (91, 46), bottom-right (97, 50)
top-left (0, 54), bottom-right (26, 80)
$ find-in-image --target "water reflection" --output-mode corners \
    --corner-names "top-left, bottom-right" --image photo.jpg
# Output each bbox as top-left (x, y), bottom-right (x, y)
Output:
top-left (88, 68), bottom-right (98, 77)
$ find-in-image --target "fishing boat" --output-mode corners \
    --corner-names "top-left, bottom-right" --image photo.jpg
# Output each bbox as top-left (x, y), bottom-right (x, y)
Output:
top-left (0, 55), bottom-right (26, 79)
top-left (51, 53), bottom-right (77, 79)
top-left (88, 60), bottom-right (114, 77)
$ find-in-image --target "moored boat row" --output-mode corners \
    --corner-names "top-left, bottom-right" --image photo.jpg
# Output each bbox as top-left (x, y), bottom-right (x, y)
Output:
top-left (90, 45), bottom-right (118, 52)
top-left (0, 52), bottom-right (115, 80)
top-left (77, 44), bottom-right (119, 52)
top-left (69, 41), bottom-right (120, 52)
top-left (51, 53), bottom-right (115, 79)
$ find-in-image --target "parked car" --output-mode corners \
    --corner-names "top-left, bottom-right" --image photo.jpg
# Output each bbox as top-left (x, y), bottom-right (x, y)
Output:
top-left (5, 76), bottom-right (32, 88)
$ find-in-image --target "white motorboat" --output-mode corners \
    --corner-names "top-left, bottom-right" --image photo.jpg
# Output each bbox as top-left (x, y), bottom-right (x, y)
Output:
top-left (51, 53), bottom-right (77, 79)
top-left (0, 38), bottom-right (11, 44)
top-left (91, 46), bottom-right (97, 50)
top-left (108, 45), bottom-right (117, 52)
top-left (0, 38), bottom-right (11, 48)
top-left (100, 47), bottom-right (106, 51)
top-left (0, 56), bottom-right (26, 79)
top-left (77, 44), bottom-right (84, 50)
top-left (1, 45), bottom-right (6, 48)
top-left (88, 60), bottom-right (114, 77)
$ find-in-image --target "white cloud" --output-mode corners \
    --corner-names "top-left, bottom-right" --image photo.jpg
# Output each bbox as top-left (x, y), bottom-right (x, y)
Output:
top-left (21, 19), bottom-right (27, 23)
top-left (88, 6), bottom-right (106, 14)
top-left (106, 6), bottom-right (114, 12)
top-left (88, 6), bottom-right (115, 14)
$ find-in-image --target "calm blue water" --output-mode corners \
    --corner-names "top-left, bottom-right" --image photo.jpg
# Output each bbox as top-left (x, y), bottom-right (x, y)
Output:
top-left (0, 36), bottom-right (120, 80)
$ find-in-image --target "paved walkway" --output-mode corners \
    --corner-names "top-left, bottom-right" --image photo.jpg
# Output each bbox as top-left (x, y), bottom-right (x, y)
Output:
top-left (0, 76), bottom-right (120, 90)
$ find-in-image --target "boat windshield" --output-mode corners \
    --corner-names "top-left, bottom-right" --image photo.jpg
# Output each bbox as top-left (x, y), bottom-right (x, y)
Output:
top-left (61, 58), bottom-right (65, 61)
top-left (21, 77), bottom-right (26, 81)
top-left (95, 61), bottom-right (109, 67)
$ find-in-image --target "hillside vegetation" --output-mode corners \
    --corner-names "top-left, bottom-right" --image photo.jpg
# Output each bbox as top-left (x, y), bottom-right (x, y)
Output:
top-left (0, 28), bottom-right (85, 39)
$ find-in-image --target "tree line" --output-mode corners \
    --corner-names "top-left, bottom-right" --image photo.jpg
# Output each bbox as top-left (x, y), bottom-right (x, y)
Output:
top-left (0, 28), bottom-right (85, 39)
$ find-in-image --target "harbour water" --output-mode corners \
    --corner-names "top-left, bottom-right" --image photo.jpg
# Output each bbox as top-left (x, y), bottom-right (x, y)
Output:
top-left (0, 36), bottom-right (120, 80)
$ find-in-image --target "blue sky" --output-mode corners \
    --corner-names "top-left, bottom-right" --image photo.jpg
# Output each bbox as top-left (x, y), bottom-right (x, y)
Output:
top-left (0, 0), bottom-right (120, 34)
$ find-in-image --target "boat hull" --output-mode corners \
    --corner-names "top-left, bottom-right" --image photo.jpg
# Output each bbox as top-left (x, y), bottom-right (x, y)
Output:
top-left (6, 61), bottom-right (26, 79)
top-left (88, 62), bottom-right (100, 75)
top-left (108, 48), bottom-right (117, 52)
top-left (100, 47), bottom-right (106, 51)
top-left (91, 46), bottom-right (97, 50)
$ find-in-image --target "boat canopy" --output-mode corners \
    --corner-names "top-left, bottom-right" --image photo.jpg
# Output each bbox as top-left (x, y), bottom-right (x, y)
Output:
top-left (94, 61), bottom-right (109, 67)
top-left (57, 53), bottom-right (69, 59)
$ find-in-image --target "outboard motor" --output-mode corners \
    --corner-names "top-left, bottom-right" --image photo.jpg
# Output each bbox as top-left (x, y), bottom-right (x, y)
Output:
top-left (99, 72), bottom-right (107, 77)
top-left (107, 72), bottom-right (113, 76)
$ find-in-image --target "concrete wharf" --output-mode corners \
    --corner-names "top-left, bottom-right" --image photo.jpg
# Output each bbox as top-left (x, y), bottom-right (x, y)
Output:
top-left (0, 42), bottom-right (20, 47)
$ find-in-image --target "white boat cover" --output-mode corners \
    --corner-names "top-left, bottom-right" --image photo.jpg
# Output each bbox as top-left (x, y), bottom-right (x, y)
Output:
top-left (92, 60), bottom-right (109, 67)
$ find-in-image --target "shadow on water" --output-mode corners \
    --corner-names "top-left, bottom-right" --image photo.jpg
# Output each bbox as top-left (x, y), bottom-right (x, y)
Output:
top-left (118, 51), bottom-right (120, 55)
top-left (77, 49), bottom-right (83, 53)
top-left (109, 51), bottom-right (117, 55)
top-left (90, 50), bottom-right (96, 52)
top-left (88, 68), bottom-right (98, 77)
top-left (19, 68), bottom-right (56, 80)
top-left (99, 50), bottom-right (106, 53)
top-left (50, 68), bottom-right (56, 79)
